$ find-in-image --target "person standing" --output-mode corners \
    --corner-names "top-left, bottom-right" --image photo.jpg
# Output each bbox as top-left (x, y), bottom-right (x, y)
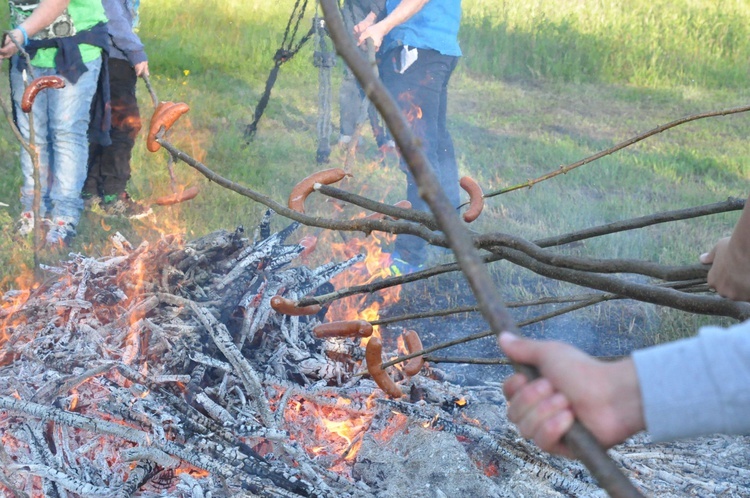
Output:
top-left (83, 0), bottom-right (151, 219)
top-left (338, 0), bottom-right (389, 150)
top-left (357, 0), bottom-right (462, 272)
top-left (2, 0), bottom-right (109, 248)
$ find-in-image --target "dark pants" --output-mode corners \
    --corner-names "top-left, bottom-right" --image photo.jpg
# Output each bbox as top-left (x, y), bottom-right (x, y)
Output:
top-left (339, 0), bottom-right (387, 145)
top-left (85, 58), bottom-right (141, 197)
top-left (379, 47), bottom-right (460, 264)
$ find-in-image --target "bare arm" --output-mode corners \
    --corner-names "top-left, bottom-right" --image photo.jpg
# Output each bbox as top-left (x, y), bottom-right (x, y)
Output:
top-left (700, 193), bottom-right (750, 301)
top-left (0, 0), bottom-right (71, 58)
top-left (358, 0), bottom-right (430, 50)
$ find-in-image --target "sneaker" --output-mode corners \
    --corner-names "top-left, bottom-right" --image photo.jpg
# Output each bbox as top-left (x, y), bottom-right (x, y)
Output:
top-left (45, 218), bottom-right (76, 248)
top-left (101, 192), bottom-right (153, 219)
top-left (16, 211), bottom-right (52, 236)
top-left (387, 251), bottom-right (423, 276)
top-left (82, 191), bottom-right (101, 210)
top-left (16, 211), bottom-right (34, 236)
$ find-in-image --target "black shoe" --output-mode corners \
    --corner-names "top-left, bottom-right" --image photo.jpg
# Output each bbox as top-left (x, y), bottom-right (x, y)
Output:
top-left (101, 193), bottom-right (153, 219)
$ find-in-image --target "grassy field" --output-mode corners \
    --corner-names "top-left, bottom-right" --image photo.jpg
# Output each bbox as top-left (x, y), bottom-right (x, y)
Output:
top-left (0, 0), bottom-right (748, 340)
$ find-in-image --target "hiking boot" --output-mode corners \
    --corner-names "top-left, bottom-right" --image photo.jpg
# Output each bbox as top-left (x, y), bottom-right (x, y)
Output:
top-left (45, 218), bottom-right (76, 248)
top-left (101, 192), bottom-right (153, 219)
top-left (16, 211), bottom-right (52, 236)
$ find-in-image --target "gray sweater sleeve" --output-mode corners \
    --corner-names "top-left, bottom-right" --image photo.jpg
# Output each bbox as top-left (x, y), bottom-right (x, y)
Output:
top-left (632, 319), bottom-right (750, 442)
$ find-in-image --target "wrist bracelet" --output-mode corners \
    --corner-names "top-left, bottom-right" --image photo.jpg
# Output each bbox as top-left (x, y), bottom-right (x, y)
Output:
top-left (16, 25), bottom-right (28, 46)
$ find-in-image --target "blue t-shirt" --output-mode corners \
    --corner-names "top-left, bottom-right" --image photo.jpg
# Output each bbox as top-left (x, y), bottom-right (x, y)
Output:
top-left (383, 0), bottom-right (462, 56)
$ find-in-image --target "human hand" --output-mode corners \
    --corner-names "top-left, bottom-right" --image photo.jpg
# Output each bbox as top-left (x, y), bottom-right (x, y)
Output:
top-left (0, 30), bottom-right (23, 59)
top-left (700, 236), bottom-right (750, 302)
top-left (353, 12), bottom-right (377, 37)
top-left (499, 333), bottom-right (644, 457)
top-left (134, 61), bottom-right (149, 77)
top-left (357, 22), bottom-right (388, 52)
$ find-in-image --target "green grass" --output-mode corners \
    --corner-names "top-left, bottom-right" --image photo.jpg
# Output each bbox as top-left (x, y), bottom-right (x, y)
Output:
top-left (1, 0), bottom-right (749, 343)
top-left (461, 0), bottom-right (750, 88)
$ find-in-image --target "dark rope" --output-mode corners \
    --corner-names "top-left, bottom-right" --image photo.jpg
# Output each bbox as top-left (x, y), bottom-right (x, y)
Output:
top-left (244, 0), bottom-right (314, 141)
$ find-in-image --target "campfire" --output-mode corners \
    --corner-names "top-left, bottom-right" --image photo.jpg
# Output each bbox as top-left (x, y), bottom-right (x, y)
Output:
top-left (2, 4), bottom-right (750, 496)
top-left (1, 213), bottom-right (748, 498)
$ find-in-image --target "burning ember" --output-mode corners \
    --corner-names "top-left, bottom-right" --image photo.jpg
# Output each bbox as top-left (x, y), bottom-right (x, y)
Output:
top-left (0, 212), bottom-right (748, 497)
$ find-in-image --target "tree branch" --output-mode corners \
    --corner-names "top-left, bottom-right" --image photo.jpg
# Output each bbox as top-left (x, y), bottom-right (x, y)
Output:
top-left (317, 2), bottom-right (644, 495)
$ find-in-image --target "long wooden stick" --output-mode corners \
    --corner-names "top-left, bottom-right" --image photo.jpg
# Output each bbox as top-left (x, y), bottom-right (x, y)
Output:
top-left (318, 1), bottom-right (644, 496)
top-left (481, 105), bottom-right (750, 200)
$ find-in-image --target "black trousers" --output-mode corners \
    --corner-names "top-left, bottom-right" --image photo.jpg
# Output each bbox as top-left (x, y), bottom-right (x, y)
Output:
top-left (85, 58), bottom-right (141, 197)
top-left (379, 47), bottom-right (460, 264)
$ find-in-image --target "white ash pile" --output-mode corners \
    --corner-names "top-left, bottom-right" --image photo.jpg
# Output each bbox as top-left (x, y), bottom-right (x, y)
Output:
top-left (0, 211), bottom-right (748, 497)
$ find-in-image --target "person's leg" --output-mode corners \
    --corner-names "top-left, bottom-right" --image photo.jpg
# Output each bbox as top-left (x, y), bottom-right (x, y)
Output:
top-left (10, 62), bottom-right (53, 232)
top-left (380, 48), bottom-right (456, 265)
top-left (97, 59), bottom-right (150, 218)
top-left (339, 66), bottom-right (360, 142)
top-left (434, 56), bottom-right (460, 209)
top-left (100, 58), bottom-right (140, 198)
top-left (338, 1), bottom-right (362, 143)
top-left (84, 141), bottom-right (103, 200)
top-left (46, 57), bottom-right (102, 242)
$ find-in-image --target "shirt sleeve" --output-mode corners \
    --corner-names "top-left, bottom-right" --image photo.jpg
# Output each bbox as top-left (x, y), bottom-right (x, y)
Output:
top-left (102, 0), bottom-right (148, 66)
top-left (632, 318), bottom-right (750, 442)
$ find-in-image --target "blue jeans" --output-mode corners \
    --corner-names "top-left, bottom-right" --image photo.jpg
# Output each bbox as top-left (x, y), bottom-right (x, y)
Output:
top-left (11, 56), bottom-right (102, 225)
top-left (379, 47), bottom-right (460, 264)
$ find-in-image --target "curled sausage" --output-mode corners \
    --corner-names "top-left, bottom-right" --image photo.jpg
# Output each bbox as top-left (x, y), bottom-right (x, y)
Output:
top-left (459, 176), bottom-right (484, 223)
top-left (146, 101), bottom-right (174, 151)
top-left (313, 320), bottom-right (373, 339)
top-left (401, 329), bottom-right (425, 376)
top-left (363, 200), bottom-right (412, 221)
top-left (21, 76), bottom-right (65, 113)
top-left (288, 168), bottom-right (350, 214)
top-left (299, 235), bottom-right (318, 259)
top-left (270, 296), bottom-right (322, 316)
top-left (153, 185), bottom-right (200, 206)
top-left (365, 337), bottom-right (403, 398)
top-left (147, 101), bottom-right (190, 152)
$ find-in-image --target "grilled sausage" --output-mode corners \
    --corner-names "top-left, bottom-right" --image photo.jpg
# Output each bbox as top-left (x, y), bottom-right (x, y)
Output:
top-left (270, 296), bottom-right (322, 316)
top-left (313, 320), bottom-right (373, 339)
top-left (21, 76), bottom-right (65, 113)
top-left (459, 176), bottom-right (484, 223)
top-left (401, 329), bottom-right (425, 376)
top-left (365, 337), bottom-right (403, 398)
top-left (288, 168), bottom-right (350, 214)
top-left (147, 101), bottom-right (190, 152)
top-left (299, 235), bottom-right (318, 258)
top-left (153, 185), bottom-right (200, 206)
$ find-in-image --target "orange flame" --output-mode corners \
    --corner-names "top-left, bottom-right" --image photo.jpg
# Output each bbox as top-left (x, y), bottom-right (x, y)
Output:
top-left (69, 389), bottom-right (79, 411)
top-left (325, 231), bottom-right (401, 344)
top-left (399, 90), bottom-right (423, 124)
top-left (283, 396), bottom-right (371, 465)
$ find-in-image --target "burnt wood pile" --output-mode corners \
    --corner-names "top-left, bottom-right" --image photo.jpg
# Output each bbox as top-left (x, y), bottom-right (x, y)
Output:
top-left (0, 214), bottom-right (748, 497)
